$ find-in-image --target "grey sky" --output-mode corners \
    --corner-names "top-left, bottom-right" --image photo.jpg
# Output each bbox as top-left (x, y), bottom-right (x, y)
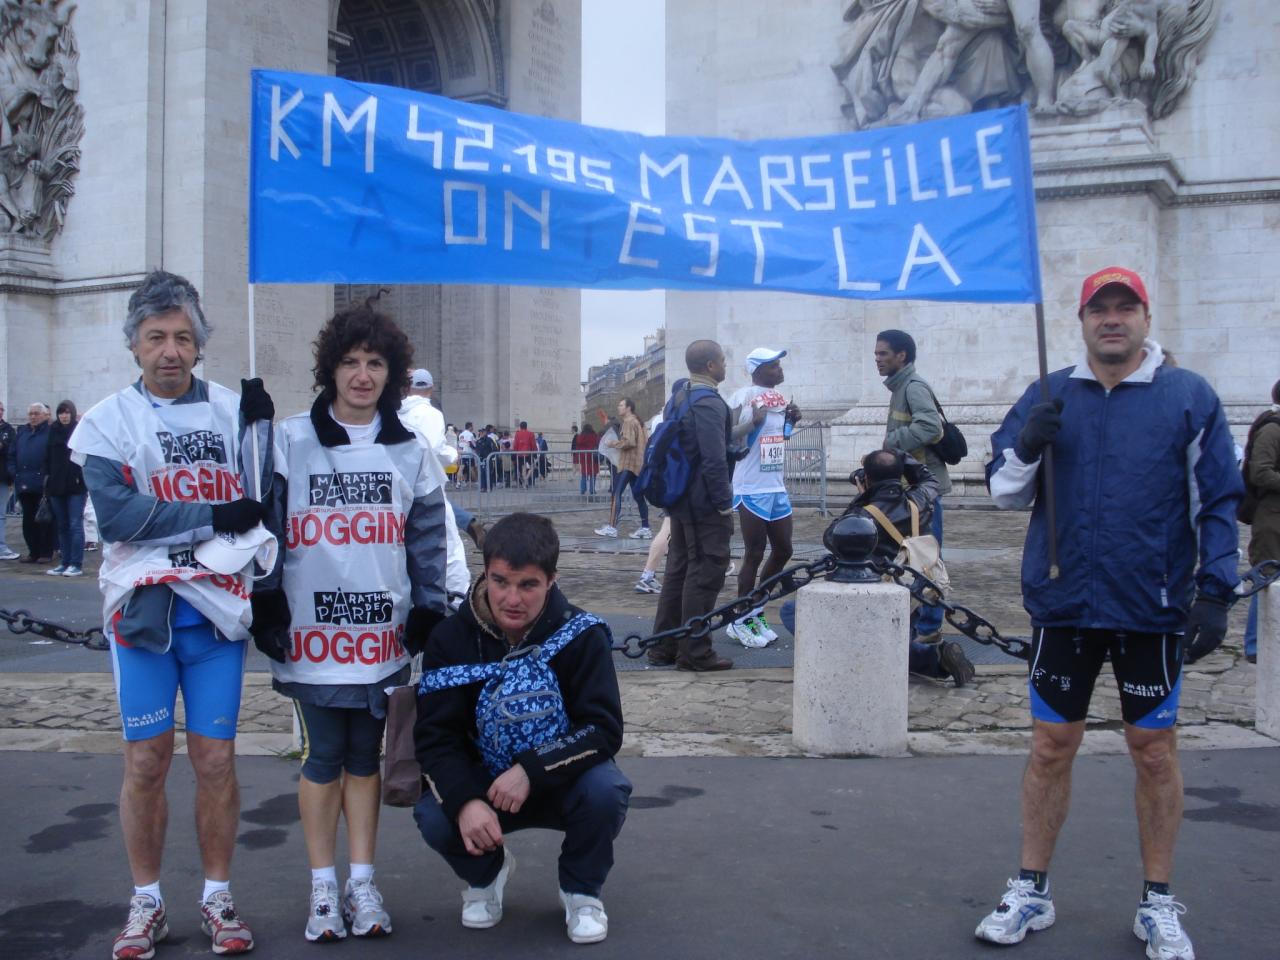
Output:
top-left (579, 0), bottom-right (666, 379)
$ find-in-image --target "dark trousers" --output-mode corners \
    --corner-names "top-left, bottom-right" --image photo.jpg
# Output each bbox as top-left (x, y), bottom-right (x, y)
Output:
top-left (413, 760), bottom-right (631, 897)
top-left (651, 510), bottom-right (733, 662)
top-left (611, 470), bottom-right (649, 528)
top-left (18, 491), bottom-right (53, 559)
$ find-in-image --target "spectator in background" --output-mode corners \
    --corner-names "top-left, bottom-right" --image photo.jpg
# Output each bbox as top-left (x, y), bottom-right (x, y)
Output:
top-left (45, 399), bottom-right (87, 576)
top-left (512, 420), bottom-right (537, 487)
top-left (536, 431), bottom-right (549, 479)
top-left (0, 400), bottom-right (18, 560)
top-left (1242, 378), bottom-right (1280, 664)
top-left (573, 423), bottom-right (599, 496)
top-left (8, 401), bottom-right (53, 563)
top-left (594, 398), bottom-right (650, 540)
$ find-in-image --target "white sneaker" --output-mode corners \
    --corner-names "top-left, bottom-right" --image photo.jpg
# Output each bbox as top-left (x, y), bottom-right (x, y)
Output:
top-left (305, 879), bottom-right (347, 942)
top-left (559, 890), bottom-right (608, 944)
top-left (1134, 892), bottom-right (1195, 960)
top-left (594, 525), bottom-right (618, 538)
top-left (975, 877), bottom-right (1055, 945)
top-left (634, 576), bottom-right (662, 594)
top-left (0, 549), bottom-right (19, 561)
top-left (45, 565), bottom-right (68, 575)
top-left (726, 617), bottom-right (768, 649)
top-left (62, 566), bottom-right (84, 577)
top-left (751, 615), bottom-right (778, 644)
top-left (726, 561), bottom-right (736, 577)
top-left (342, 876), bottom-right (392, 937)
top-left (461, 849), bottom-right (515, 929)
top-left (629, 526), bottom-right (653, 539)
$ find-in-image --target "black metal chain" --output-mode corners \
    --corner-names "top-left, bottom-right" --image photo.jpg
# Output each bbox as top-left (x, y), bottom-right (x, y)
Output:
top-left (1235, 559), bottom-right (1280, 599)
top-left (0, 607), bottom-right (109, 651)
top-left (878, 561), bottom-right (1031, 661)
top-left (611, 555), bottom-right (838, 658)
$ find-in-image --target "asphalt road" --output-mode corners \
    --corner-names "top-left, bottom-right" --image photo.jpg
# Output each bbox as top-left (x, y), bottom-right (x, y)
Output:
top-left (4, 750), bottom-right (1276, 959)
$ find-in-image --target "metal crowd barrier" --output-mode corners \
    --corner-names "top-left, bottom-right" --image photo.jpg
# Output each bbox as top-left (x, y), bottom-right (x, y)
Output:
top-left (447, 431), bottom-right (828, 518)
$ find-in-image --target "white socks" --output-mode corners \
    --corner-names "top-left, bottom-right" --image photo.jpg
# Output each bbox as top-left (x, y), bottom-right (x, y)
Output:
top-left (349, 863), bottom-right (374, 883)
top-left (134, 881), bottom-right (162, 905)
top-left (201, 879), bottom-right (229, 903)
top-left (312, 866), bottom-right (338, 886)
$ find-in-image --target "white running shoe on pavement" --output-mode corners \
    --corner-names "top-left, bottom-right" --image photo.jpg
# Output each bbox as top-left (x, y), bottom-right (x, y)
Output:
top-left (63, 565), bottom-right (84, 577)
top-left (0, 549), bottom-right (20, 561)
top-left (113, 894), bottom-right (168, 960)
top-left (343, 877), bottom-right (392, 937)
top-left (46, 564), bottom-right (68, 575)
top-left (726, 617), bottom-right (768, 649)
top-left (752, 615), bottom-right (778, 644)
top-left (629, 526), bottom-right (653, 539)
top-left (461, 849), bottom-right (515, 929)
top-left (975, 877), bottom-right (1055, 945)
top-left (594, 524), bottom-right (618, 538)
top-left (198, 890), bottom-right (254, 955)
top-left (1134, 892), bottom-right (1195, 960)
top-left (634, 576), bottom-right (662, 594)
top-left (559, 890), bottom-right (608, 944)
top-left (305, 880), bottom-right (347, 942)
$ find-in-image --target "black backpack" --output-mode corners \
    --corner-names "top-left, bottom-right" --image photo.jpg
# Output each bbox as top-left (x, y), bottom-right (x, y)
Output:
top-left (917, 384), bottom-right (968, 466)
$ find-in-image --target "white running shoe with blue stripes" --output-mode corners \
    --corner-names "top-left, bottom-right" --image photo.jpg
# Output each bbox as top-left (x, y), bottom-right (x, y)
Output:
top-left (975, 877), bottom-right (1055, 945)
top-left (1134, 892), bottom-right (1194, 959)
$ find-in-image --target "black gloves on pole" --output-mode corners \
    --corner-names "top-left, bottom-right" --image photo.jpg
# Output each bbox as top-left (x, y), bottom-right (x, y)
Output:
top-left (210, 498), bottom-right (267, 534)
top-left (1183, 594), bottom-right (1230, 664)
top-left (1014, 398), bottom-right (1064, 464)
top-left (240, 378), bottom-right (275, 424)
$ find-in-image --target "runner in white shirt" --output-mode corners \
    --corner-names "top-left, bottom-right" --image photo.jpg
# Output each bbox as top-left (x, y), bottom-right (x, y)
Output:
top-left (724, 348), bottom-right (801, 648)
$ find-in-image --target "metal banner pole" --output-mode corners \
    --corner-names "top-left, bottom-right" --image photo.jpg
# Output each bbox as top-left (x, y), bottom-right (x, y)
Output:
top-left (1034, 300), bottom-right (1060, 579)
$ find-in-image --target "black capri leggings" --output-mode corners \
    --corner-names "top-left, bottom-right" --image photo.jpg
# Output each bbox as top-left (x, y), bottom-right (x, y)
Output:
top-left (293, 700), bottom-right (387, 784)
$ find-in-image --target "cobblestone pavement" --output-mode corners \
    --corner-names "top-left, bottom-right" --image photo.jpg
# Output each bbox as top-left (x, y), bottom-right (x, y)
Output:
top-left (0, 506), bottom-right (1269, 756)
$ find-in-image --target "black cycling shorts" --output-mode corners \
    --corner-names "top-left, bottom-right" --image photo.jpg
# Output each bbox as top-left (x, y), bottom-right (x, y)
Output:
top-left (1028, 627), bottom-right (1183, 729)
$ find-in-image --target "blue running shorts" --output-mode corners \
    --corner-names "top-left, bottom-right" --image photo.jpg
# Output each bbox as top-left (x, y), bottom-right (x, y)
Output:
top-left (733, 492), bottom-right (793, 522)
top-left (110, 621), bottom-right (247, 741)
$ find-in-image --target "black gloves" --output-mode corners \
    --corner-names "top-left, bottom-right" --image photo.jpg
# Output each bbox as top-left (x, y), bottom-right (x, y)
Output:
top-left (210, 498), bottom-right (266, 534)
top-left (249, 590), bottom-right (292, 664)
top-left (240, 378), bottom-right (274, 424)
top-left (1014, 398), bottom-right (1064, 464)
top-left (1183, 594), bottom-right (1230, 664)
top-left (404, 605), bottom-right (444, 657)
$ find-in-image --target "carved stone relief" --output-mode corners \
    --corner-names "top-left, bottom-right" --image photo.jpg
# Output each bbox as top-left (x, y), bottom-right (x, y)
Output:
top-left (0, 0), bottom-right (83, 238)
top-left (832, 0), bottom-right (1219, 129)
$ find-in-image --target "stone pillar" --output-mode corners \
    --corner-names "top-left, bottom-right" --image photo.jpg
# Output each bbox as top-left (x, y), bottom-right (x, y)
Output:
top-left (792, 580), bottom-right (910, 757)
top-left (1256, 585), bottom-right (1280, 740)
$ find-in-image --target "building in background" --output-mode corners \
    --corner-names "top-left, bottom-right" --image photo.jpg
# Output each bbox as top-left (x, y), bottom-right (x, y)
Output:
top-left (582, 328), bottom-right (665, 430)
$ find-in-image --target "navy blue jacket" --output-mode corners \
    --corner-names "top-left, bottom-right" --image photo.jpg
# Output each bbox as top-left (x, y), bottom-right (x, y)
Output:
top-left (8, 421), bottom-right (50, 494)
top-left (987, 345), bottom-right (1242, 633)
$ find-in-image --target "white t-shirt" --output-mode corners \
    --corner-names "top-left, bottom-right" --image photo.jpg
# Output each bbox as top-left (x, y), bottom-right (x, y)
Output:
top-left (458, 429), bottom-right (475, 451)
top-left (332, 408), bottom-right (381, 445)
top-left (728, 385), bottom-right (788, 496)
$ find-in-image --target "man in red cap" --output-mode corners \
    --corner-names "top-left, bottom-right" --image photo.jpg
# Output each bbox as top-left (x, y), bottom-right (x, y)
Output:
top-left (978, 266), bottom-right (1242, 960)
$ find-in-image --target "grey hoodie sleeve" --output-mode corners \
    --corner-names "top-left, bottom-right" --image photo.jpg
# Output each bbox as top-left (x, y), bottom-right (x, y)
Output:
top-left (406, 484), bottom-right (449, 614)
top-left (82, 454), bottom-right (215, 546)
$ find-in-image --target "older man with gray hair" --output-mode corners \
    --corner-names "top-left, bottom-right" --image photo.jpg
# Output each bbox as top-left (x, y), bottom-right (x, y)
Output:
top-left (70, 269), bottom-right (276, 959)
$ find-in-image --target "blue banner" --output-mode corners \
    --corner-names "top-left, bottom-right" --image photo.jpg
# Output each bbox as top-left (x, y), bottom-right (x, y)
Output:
top-left (249, 69), bottom-right (1042, 303)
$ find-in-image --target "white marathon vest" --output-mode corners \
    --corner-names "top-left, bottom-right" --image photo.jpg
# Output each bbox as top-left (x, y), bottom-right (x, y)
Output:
top-left (728, 385), bottom-right (789, 496)
top-left (271, 413), bottom-right (430, 687)
top-left (69, 381), bottom-right (256, 642)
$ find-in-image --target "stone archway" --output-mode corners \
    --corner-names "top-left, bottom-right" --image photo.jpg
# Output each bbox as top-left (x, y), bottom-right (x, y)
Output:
top-left (327, 0), bottom-right (506, 416)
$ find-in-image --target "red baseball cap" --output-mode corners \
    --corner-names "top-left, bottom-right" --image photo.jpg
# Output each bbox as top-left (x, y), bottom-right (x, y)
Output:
top-left (1078, 266), bottom-right (1149, 312)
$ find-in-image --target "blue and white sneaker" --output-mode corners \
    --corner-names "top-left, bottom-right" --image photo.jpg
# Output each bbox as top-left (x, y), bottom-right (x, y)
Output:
top-left (1134, 892), bottom-right (1194, 959)
top-left (975, 877), bottom-right (1055, 944)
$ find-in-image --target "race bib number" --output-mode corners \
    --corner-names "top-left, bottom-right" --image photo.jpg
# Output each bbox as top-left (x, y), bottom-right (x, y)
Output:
top-left (759, 434), bottom-right (785, 472)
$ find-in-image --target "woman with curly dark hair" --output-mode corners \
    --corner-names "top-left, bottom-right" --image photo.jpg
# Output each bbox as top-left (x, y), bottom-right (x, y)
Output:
top-left (249, 305), bottom-right (448, 942)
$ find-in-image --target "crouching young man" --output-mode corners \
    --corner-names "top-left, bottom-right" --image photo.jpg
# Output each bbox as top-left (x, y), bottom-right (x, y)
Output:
top-left (413, 512), bottom-right (631, 944)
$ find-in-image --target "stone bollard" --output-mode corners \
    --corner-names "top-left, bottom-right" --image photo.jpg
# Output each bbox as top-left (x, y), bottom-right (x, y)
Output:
top-left (792, 514), bottom-right (911, 757)
top-left (1257, 585), bottom-right (1280, 739)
